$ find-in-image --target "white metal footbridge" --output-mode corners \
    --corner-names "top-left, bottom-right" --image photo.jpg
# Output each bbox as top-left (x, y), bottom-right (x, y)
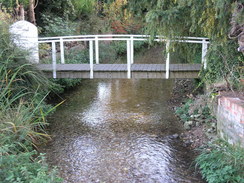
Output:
top-left (37, 35), bottom-right (209, 79)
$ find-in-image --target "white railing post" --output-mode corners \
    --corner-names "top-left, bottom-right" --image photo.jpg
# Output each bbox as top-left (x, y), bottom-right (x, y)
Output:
top-left (130, 36), bottom-right (134, 64)
top-left (127, 40), bottom-right (131, 78)
top-left (51, 41), bottom-right (57, 79)
top-left (166, 40), bottom-right (170, 79)
top-left (95, 36), bottom-right (99, 64)
top-left (202, 39), bottom-right (208, 69)
top-left (60, 38), bottom-right (65, 64)
top-left (89, 40), bottom-right (94, 79)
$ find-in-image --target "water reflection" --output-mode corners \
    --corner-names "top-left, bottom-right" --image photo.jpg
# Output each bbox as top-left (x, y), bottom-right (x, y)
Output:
top-left (44, 79), bottom-right (203, 183)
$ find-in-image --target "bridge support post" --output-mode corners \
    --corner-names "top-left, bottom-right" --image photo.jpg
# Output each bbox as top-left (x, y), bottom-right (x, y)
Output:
top-left (127, 40), bottom-right (131, 78)
top-left (166, 41), bottom-right (170, 79)
top-left (51, 42), bottom-right (57, 79)
top-left (130, 36), bottom-right (134, 64)
top-left (95, 36), bottom-right (99, 64)
top-left (89, 40), bottom-right (94, 79)
top-left (60, 38), bottom-right (65, 64)
top-left (202, 39), bottom-right (208, 69)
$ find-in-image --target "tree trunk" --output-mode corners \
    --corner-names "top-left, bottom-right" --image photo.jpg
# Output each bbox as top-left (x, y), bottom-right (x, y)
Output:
top-left (19, 4), bottom-right (25, 20)
top-left (28, 0), bottom-right (36, 24)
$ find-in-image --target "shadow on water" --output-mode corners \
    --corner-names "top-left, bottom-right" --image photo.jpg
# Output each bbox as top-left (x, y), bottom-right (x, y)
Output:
top-left (43, 79), bottom-right (204, 183)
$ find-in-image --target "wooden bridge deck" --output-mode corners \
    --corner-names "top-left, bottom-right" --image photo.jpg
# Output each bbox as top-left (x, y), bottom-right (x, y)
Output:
top-left (36, 64), bottom-right (201, 79)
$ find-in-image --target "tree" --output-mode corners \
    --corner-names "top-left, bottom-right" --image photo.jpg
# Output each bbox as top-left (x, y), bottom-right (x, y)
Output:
top-left (0, 0), bottom-right (37, 24)
top-left (127, 0), bottom-right (244, 86)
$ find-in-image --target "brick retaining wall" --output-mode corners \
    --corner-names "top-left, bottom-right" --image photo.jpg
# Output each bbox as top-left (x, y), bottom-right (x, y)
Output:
top-left (217, 97), bottom-right (244, 147)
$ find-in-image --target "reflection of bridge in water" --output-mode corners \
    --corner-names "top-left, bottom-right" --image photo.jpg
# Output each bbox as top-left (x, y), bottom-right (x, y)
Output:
top-left (37, 35), bottom-right (209, 79)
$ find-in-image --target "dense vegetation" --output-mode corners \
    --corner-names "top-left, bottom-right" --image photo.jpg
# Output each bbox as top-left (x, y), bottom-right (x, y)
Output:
top-left (0, 0), bottom-right (243, 182)
top-left (127, 0), bottom-right (243, 89)
top-left (0, 22), bottom-right (62, 182)
top-left (196, 140), bottom-right (244, 183)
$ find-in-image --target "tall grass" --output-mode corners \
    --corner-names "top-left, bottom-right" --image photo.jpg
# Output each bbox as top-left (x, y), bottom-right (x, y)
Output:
top-left (0, 23), bottom-right (62, 182)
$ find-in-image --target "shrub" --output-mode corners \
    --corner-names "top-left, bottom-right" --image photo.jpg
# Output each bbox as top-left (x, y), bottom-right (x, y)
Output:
top-left (40, 13), bottom-right (77, 36)
top-left (0, 146), bottom-right (62, 183)
top-left (0, 21), bottom-right (61, 182)
top-left (175, 99), bottom-right (193, 122)
top-left (196, 140), bottom-right (244, 183)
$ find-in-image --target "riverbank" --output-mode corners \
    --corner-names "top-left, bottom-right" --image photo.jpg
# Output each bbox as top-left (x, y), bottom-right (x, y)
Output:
top-left (170, 79), bottom-right (244, 183)
top-left (169, 79), bottom-right (214, 149)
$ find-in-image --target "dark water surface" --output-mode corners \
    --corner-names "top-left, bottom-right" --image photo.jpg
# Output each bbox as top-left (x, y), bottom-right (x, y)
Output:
top-left (44, 79), bottom-right (204, 183)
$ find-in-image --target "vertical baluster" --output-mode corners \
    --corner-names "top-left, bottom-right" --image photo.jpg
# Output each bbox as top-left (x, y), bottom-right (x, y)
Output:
top-left (131, 36), bottom-right (134, 64)
top-left (89, 40), bottom-right (94, 79)
top-left (95, 36), bottom-right (99, 64)
top-left (52, 41), bottom-right (57, 79)
top-left (60, 38), bottom-right (65, 64)
top-left (166, 40), bottom-right (170, 79)
top-left (202, 39), bottom-right (208, 69)
top-left (127, 40), bottom-right (131, 79)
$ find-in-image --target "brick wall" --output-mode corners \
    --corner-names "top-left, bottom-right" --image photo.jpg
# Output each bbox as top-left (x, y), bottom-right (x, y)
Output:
top-left (217, 97), bottom-right (244, 147)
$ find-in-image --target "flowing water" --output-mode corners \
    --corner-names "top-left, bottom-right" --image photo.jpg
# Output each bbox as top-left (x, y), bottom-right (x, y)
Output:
top-left (43, 46), bottom-right (204, 182)
top-left (44, 79), bottom-right (204, 183)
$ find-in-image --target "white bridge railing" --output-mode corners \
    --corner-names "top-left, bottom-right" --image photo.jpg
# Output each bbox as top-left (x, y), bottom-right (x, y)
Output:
top-left (38, 35), bottom-right (210, 79)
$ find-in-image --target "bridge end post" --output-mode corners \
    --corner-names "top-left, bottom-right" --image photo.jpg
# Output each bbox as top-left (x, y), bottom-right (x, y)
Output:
top-left (51, 41), bottom-right (57, 79)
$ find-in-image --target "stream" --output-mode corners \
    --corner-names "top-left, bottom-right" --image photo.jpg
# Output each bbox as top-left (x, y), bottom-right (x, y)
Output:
top-left (43, 46), bottom-right (204, 183)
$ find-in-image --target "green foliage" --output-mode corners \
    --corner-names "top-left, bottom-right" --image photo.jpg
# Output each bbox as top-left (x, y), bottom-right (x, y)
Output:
top-left (65, 48), bottom-right (89, 64)
top-left (128, 0), bottom-right (244, 87)
top-left (202, 40), bottom-right (242, 85)
top-left (111, 40), bottom-right (147, 56)
top-left (0, 0), bottom-right (29, 8)
top-left (37, 0), bottom-right (75, 20)
top-left (78, 13), bottom-right (111, 34)
top-left (98, 40), bottom-right (147, 63)
top-left (175, 99), bottom-right (193, 122)
top-left (40, 13), bottom-right (77, 36)
top-left (72, 0), bottom-right (96, 18)
top-left (0, 147), bottom-right (62, 183)
top-left (0, 22), bottom-right (61, 182)
top-left (196, 140), bottom-right (244, 183)
top-left (37, 0), bottom-right (96, 22)
top-left (175, 96), bottom-right (215, 124)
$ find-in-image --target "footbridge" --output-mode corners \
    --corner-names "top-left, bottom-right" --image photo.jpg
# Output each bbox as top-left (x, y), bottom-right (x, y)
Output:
top-left (37, 35), bottom-right (209, 79)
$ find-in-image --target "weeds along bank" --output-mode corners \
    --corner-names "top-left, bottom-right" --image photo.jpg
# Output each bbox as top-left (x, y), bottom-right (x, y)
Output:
top-left (175, 92), bottom-right (244, 183)
top-left (0, 23), bottom-right (63, 182)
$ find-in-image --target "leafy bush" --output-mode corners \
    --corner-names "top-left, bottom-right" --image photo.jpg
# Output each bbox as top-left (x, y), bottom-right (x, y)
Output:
top-left (202, 40), bottom-right (242, 88)
top-left (0, 146), bottom-right (62, 183)
top-left (175, 96), bottom-right (215, 124)
top-left (196, 140), bottom-right (244, 183)
top-left (40, 13), bottom-right (77, 36)
top-left (110, 40), bottom-right (147, 56)
top-left (175, 99), bottom-right (193, 122)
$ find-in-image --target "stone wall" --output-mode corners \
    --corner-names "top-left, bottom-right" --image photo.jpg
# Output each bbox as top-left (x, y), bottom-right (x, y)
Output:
top-left (217, 97), bottom-right (244, 147)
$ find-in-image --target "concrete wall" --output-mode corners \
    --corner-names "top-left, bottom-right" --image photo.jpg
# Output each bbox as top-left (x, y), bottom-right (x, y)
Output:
top-left (217, 97), bottom-right (244, 147)
top-left (9, 20), bottom-right (39, 63)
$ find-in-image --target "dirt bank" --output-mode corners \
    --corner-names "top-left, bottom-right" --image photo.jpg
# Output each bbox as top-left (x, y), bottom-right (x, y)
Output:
top-left (169, 79), bottom-right (216, 150)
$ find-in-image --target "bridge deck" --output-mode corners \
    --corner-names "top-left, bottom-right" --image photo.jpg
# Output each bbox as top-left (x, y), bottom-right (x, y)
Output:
top-left (36, 64), bottom-right (201, 79)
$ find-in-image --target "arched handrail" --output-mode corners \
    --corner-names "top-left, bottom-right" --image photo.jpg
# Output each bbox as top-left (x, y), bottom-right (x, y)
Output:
top-left (38, 34), bottom-right (210, 79)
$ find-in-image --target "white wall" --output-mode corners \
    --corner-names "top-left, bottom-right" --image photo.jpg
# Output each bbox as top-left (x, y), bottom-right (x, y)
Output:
top-left (9, 20), bottom-right (39, 63)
